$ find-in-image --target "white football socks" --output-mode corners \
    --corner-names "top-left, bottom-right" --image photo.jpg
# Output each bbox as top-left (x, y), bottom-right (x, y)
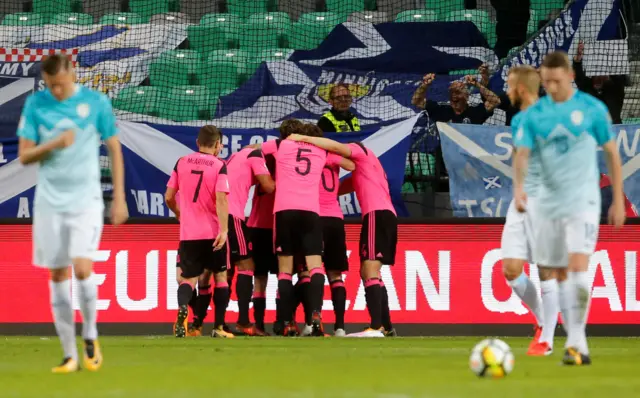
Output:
top-left (49, 279), bottom-right (78, 361)
top-left (539, 279), bottom-right (559, 347)
top-left (76, 274), bottom-right (98, 341)
top-left (558, 279), bottom-right (571, 336)
top-left (567, 271), bottom-right (591, 355)
top-left (508, 272), bottom-right (543, 327)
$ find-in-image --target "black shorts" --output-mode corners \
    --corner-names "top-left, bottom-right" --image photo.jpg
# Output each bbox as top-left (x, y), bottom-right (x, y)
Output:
top-left (251, 227), bottom-right (278, 276)
top-left (228, 215), bottom-right (252, 264)
top-left (322, 216), bottom-right (348, 272)
top-left (274, 210), bottom-right (323, 257)
top-left (360, 210), bottom-right (398, 265)
top-left (178, 239), bottom-right (229, 278)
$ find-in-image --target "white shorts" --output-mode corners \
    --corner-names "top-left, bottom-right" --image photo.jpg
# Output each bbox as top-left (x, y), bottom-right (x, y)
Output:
top-left (33, 206), bottom-right (104, 269)
top-left (532, 211), bottom-right (599, 267)
top-left (501, 200), bottom-right (535, 262)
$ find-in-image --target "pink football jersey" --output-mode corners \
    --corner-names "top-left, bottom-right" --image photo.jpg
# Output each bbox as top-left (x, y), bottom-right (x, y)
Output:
top-left (318, 153), bottom-right (344, 219)
top-left (262, 139), bottom-right (327, 214)
top-left (347, 142), bottom-right (395, 216)
top-left (167, 152), bottom-right (230, 240)
top-left (226, 147), bottom-right (270, 220)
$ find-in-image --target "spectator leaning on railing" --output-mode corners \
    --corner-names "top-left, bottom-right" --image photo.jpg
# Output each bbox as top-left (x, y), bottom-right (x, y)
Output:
top-left (317, 83), bottom-right (361, 133)
top-left (411, 73), bottom-right (501, 124)
top-left (573, 41), bottom-right (625, 124)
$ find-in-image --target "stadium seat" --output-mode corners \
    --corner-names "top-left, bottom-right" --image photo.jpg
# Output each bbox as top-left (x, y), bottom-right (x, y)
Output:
top-left (528, 9), bottom-right (540, 34)
top-left (246, 12), bottom-right (291, 48)
top-left (377, 0), bottom-right (416, 18)
top-left (298, 11), bottom-right (343, 25)
top-left (240, 24), bottom-right (280, 51)
top-left (325, 0), bottom-right (365, 14)
top-left (278, 0), bottom-right (318, 21)
top-left (100, 12), bottom-right (145, 25)
top-left (112, 86), bottom-right (161, 115)
top-left (149, 50), bottom-right (201, 87)
top-left (227, 0), bottom-right (269, 19)
top-left (445, 10), bottom-right (493, 41)
top-left (82, 0), bottom-right (122, 21)
top-left (0, 0), bottom-right (25, 15)
top-left (2, 13), bottom-right (45, 25)
top-left (33, 0), bottom-right (73, 22)
top-left (51, 12), bottom-right (93, 24)
top-left (287, 22), bottom-right (329, 50)
top-left (247, 48), bottom-right (293, 72)
top-left (180, 0), bottom-right (225, 23)
top-left (448, 69), bottom-right (477, 76)
top-left (157, 86), bottom-right (214, 121)
top-left (395, 9), bottom-right (438, 22)
top-left (197, 50), bottom-right (248, 93)
top-left (187, 22), bottom-right (240, 54)
top-left (624, 118), bottom-right (640, 124)
top-left (129, 0), bottom-right (170, 20)
top-left (531, 0), bottom-right (565, 19)
top-left (149, 12), bottom-right (189, 23)
top-left (348, 11), bottom-right (390, 23)
top-left (200, 12), bottom-right (242, 25)
top-left (425, 0), bottom-right (464, 17)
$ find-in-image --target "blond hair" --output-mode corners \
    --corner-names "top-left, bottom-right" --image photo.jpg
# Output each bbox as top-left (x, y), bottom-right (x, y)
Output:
top-left (508, 65), bottom-right (541, 95)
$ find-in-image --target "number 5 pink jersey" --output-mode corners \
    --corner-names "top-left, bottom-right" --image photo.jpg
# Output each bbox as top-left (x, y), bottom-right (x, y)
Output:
top-left (167, 152), bottom-right (230, 241)
top-left (262, 139), bottom-right (327, 214)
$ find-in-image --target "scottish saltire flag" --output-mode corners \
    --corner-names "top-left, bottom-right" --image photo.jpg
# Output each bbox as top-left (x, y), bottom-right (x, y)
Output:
top-left (0, 115), bottom-right (418, 218)
top-left (438, 122), bottom-right (640, 217)
top-left (490, 0), bottom-right (627, 93)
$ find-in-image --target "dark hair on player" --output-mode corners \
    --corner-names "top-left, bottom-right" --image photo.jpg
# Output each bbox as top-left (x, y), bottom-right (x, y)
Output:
top-left (197, 125), bottom-right (222, 148)
top-left (279, 119), bottom-right (303, 139)
top-left (41, 54), bottom-right (73, 76)
top-left (541, 51), bottom-right (572, 70)
top-left (329, 83), bottom-right (351, 100)
top-left (301, 123), bottom-right (324, 137)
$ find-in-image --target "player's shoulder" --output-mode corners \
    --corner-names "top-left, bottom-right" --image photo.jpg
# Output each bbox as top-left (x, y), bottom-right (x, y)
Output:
top-left (78, 85), bottom-right (110, 105)
top-left (247, 147), bottom-right (264, 158)
top-left (575, 90), bottom-right (609, 114)
top-left (24, 89), bottom-right (50, 108)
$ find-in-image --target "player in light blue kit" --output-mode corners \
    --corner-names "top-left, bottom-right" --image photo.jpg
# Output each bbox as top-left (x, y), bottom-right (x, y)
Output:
top-left (513, 52), bottom-right (625, 366)
top-left (17, 55), bottom-right (128, 373)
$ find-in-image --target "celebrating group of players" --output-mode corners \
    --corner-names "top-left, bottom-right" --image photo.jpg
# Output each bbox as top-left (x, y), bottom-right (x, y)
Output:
top-left (500, 51), bottom-right (626, 366)
top-left (165, 121), bottom-right (399, 338)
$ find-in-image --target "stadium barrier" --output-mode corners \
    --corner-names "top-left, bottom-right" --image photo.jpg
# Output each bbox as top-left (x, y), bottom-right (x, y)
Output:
top-left (1, 218), bottom-right (639, 336)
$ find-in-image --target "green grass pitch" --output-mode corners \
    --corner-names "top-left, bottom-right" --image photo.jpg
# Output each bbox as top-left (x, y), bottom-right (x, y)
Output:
top-left (1, 336), bottom-right (639, 397)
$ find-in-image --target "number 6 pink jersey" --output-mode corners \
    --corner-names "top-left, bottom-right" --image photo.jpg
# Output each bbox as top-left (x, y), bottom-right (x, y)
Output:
top-left (262, 139), bottom-right (327, 214)
top-left (167, 152), bottom-right (230, 241)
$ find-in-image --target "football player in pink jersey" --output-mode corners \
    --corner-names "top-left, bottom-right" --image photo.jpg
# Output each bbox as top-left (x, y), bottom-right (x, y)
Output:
top-left (260, 123), bottom-right (330, 336)
top-left (288, 135), bottom-right (398, 338)
top-left (225, 146), bottom-right (275, 336)
top-left (165, 125), bottom-right (234, 339)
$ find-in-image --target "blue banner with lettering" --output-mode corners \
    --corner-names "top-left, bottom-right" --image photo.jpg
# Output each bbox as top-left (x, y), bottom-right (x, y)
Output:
top-left (439, 123), bottom-right (640, 217)
top-left (0, 115), bottom-right (417, 219)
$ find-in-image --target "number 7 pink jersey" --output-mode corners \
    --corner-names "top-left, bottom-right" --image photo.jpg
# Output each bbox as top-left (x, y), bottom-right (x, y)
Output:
top-left (262, 139), bottom-right (327, 214)
top-left (167, 151), bottom-right (230, 241)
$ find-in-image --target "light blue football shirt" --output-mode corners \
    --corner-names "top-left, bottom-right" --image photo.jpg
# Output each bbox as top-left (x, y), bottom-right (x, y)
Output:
top-left (17, 84), bottom-right (118, 212)
top-left (511, 109), bottom-right (541, 198)
top-left (513, 90), bottom-right (614, 219)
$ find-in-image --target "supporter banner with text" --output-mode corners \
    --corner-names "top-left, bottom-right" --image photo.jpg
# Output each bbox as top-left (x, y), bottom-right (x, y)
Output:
top-left (0, 223), bottom-right (638, 324)
top-left (0, 115), bottom-right (417, 219)
top-left (439, 122), bottom-right (640, 217)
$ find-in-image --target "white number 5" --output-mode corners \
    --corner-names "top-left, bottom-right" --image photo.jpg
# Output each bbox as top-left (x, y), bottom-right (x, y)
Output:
top-left (0, 143), bottom-right (7, 164)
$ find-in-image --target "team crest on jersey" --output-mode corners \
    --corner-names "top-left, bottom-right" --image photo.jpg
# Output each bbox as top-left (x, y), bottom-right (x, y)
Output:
top-left (570, 110), bottom-right (584, 126)
top-left (76, 103), bottom-right (90, 119)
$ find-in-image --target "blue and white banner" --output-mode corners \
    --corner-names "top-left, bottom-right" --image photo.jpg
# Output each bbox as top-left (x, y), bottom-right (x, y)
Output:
top-left (490, 0), bottom-right (627, 92)
top-left (0, 115), bottom-right (417, 219)
top-left (439, 122), bottom-right (640, 217)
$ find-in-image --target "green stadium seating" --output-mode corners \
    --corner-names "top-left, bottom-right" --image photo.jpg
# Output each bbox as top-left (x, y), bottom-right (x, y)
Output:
top-left (149, 50), bottom-right (201, 88)
top-left (100, 12), bottom-right (145, 25)
top-left (227, 0), bottom-right (269, 19)
top-left (325, 0), bottom-right (365, 14)
top-left (247, 12), bottom-right (292, 48)
top-left (506, 46), bottom-right (521, 59)
top-left (299, 12), bottom-right (343, 25)
top-left (247, 48), bottom-right (293, 73)
top-left (445, 10), bottom-right (493, 42)
top-left (289, 13), bottom-right (341, 50)
top-left (200, 13), bottom-right (242, 25)
top-left (129, 0), bottom-right (170, 20)
top-left (528, 9), bottom-right (540, 33)
top-left (425, 0), bottom-right (464, 16)
top-left (240, 24), bottom-right (280, 51)
top-left (187, 21), bottom-right (240, 54)
top-left (395, 9), bottom-right (438, 22)
top-left (157, 86), bottom-right (215, 121)
top-left (51, 13), bottom-right (94, 25)
top-left (623, 118), bottom-right (640, 125)
top-left (2, 13), bottom-right (45, 26)
top-left (531, 0), bottom-right (565, 19)
top-left (33, 0), bottom-right (73, 22)
top-left (112, 86), bottom-right (162, 115)
top-left (197, 50), bottom-right (249, 93)
top-left (448, 69), bottom-right (477, 76)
